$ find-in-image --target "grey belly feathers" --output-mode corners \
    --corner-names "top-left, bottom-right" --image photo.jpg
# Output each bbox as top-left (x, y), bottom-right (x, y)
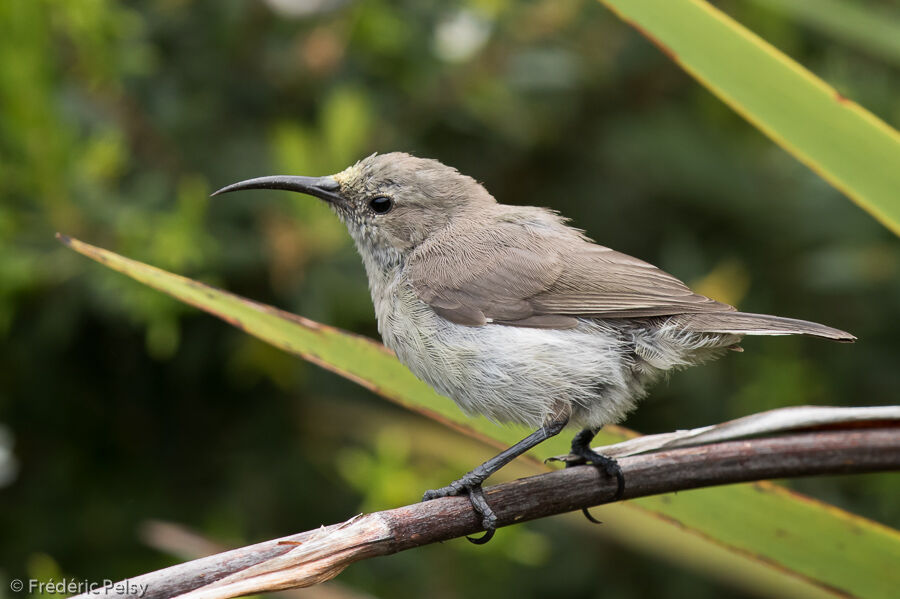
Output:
top-left (375, 270), bottom-right (739, 429)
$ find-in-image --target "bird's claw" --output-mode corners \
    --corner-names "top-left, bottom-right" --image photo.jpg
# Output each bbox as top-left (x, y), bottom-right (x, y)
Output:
top-left (465, 485), bottom-right (497, 544)
top-left (566, 449), bottom-right (624, 499)
top-left (423, 479), bottom-right (498, 544)
top-left (581, 507), bottom-right (603, 524)
top-left (566, 449), bottom-right (625, 524)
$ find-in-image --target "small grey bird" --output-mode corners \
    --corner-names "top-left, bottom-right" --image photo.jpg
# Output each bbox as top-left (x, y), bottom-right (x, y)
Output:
top-left (214, 152), bottom-right (854, 542)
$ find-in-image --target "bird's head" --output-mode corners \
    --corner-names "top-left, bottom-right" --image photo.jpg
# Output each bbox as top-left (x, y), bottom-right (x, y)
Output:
top-left (212, 152), bottom-right (496, 263)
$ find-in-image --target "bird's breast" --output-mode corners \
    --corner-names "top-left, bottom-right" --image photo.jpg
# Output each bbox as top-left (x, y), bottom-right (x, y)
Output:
top-left (369, 271), bottom-right (443, 356)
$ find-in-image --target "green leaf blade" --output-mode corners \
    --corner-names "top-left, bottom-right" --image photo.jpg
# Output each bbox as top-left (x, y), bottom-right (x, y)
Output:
top-left (601, 0), bottom-right (900, 235)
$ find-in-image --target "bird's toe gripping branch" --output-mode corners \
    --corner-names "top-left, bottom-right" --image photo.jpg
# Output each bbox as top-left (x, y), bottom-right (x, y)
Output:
top-left (422, 475), bottom-right (498, 544)
top-left (565, 447), bottom-right (625, 523)
top-left (421, 418), bottom-right (569, 544)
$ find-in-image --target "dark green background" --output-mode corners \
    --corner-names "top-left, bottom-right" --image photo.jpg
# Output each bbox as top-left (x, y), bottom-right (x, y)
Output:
top-left (1, 1), bottom-right (898, 597)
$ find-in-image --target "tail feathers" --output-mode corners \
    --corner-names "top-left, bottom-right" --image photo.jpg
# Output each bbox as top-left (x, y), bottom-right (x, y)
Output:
top-left (677, 311), bottom-right (856, 342)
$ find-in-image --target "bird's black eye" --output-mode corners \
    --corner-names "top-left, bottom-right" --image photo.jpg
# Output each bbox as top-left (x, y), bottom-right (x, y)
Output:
top-left (369, 196), bottom-right (393, 214)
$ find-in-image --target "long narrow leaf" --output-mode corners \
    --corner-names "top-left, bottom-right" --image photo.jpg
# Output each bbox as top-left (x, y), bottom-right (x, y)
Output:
top-left (600, 0), bottom-right (900, 235)
top-left (61, 235), bottom-right (900, 599)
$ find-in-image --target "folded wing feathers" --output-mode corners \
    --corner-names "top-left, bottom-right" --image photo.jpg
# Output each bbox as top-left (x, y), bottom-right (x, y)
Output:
top-left (408, 216), bottom-right (851, 340)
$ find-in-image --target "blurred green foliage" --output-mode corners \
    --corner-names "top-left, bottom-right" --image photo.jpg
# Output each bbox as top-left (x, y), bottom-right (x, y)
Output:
top-left (1, 1), bottom-right (898, 598)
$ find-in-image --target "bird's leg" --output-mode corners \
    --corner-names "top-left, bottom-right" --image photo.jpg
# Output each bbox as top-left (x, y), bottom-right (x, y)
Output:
top-left (422, 412), bottom-right (569, 544)
top-left (566, 426), bottom-right (625, 523)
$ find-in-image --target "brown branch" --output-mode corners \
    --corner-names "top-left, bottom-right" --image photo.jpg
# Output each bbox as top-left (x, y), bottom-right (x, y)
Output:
top-left (74, 427), bottom-right (899, 599)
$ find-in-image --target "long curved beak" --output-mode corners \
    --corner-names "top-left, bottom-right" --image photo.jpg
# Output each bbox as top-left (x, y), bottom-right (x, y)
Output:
top-left (211, 175), bottom-right (344, 205)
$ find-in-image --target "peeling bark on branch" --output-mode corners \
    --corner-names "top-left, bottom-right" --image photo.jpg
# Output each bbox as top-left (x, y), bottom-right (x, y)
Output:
top-left (72, 426), bottom-right (900, 599)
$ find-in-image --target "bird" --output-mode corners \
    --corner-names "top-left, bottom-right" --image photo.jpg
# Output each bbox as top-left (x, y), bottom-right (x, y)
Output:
top-left (213, 152), bottom-right (854, 543)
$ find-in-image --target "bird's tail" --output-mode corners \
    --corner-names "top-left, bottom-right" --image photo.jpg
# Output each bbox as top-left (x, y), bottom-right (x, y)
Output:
top-left (676, 311), bottom-right (855, 342)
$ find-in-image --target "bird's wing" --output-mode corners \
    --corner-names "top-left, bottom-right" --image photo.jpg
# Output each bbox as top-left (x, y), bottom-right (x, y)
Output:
top-left (407, 220), bottom-right (734, 328)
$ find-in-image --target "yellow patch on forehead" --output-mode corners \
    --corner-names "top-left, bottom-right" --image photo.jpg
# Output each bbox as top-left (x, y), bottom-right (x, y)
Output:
top-left (333, 162), bottom-right (362, 186)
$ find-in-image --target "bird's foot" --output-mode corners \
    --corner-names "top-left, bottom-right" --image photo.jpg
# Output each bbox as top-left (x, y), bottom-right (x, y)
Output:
top-left (423, 477), bottom-right (498, 544)
top-left (565, 447), bottom-right (625, 523)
